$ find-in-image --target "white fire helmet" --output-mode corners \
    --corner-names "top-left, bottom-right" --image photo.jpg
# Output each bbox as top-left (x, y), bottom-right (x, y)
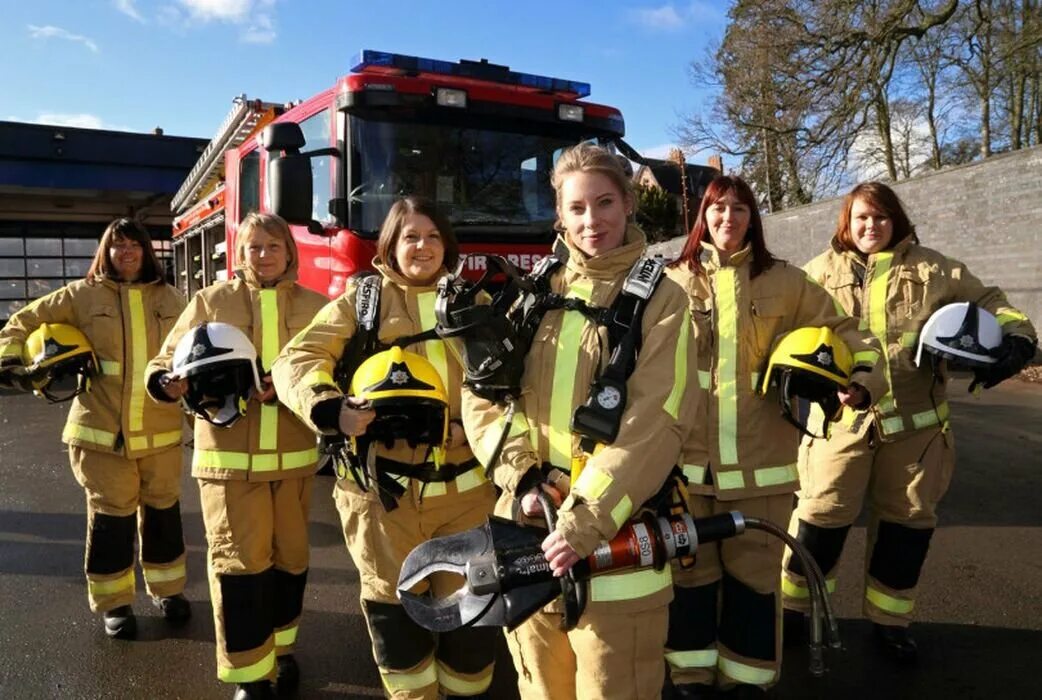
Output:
top-left (914, 302), bottom-right (1002, 369)
top-left (172, 322), bottom-right (263, 427)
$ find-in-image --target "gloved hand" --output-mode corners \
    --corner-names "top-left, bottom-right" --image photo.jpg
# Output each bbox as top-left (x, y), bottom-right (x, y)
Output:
top-left (970, 335), bottom-right (1038, 392)
top-left (0, 363), bottom-right (31, 393)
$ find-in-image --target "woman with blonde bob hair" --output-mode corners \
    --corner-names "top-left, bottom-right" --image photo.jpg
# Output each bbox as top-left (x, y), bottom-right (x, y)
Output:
top-left (460, 143), bottom-right (700, 699)
top-left (148, 212), bottom-right (327, 699)
top-left (272, 196), bottom-right (498, 699)
top-left (0, 217), bottom-right (189, 640)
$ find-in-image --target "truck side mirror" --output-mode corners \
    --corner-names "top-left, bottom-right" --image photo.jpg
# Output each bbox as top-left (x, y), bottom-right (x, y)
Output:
top-left (261, 123), bottom-right (306, 152)
top-left (261, 123), bottom-right (319, 231)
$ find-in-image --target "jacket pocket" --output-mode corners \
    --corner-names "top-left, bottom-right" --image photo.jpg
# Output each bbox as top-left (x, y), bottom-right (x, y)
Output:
top-left (895, 269), bottom-right (929, 321)
top-left (750, 295), bottom-right (788, 361)
top-left (87, 304), bottom-right (121, 341)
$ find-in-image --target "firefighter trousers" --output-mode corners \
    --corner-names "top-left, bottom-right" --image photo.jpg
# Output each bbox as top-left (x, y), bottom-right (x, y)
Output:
top-left (783, 424), bottom-right (955, 626)
top-left (334, 470), bottom-right (498, 699)
top-left (666, 492), bottom-right (793, 690)
top-left (199, 476), bottom-right (314, 684)
top-left (506, 604), bottom-right (669, 700)
top-left (69, 444), bottom-right (186, 613)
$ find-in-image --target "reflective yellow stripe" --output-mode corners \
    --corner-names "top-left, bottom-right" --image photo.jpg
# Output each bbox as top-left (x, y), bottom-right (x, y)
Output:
top-left (718, 656), bottom-right (776, 685)
top-left (574, 467), bottom-right (612, 500)
top-left (664, 309), bottom-right (690, 418)
top-left (275, 625), bottom-right (298, 647)
top-left (219, 649), bottom-right (276, 683)
top-left (418, 292), bottom-right (450, 391)
top-left (549, 281), bottom-right (592, 470)
top-left (853, 349), bottom-right (881, 366)
top-left (143, 563), bottom-right (186, 584)
top-left (877, 395), bottom-right (895, 413)
top-left (128, 289), bottom-right (147, 432)
top-left (455, 466), bottom-right (487, 493)
top-left (89, 570), bottom-right (135, 596)
top-left (610, 494), bottom-right (633, 529)
top-left (880, 416), bottom-right (905, 435)
top-left (381, 660), bottom-right (438, 692)
top-left (302, 370), bottom-right (336, 388)
top-left (782, 575), bottom-right (836, 599)
top-left (192, 447), bottom-right (317, 471)
top-left (911, 402), bottom-right (949, 430)
top-left (424, 481), bottom-right (448, 497)
top-left (475, 411), bottom-right (529, 466)
top-left (666, 649), bottom-right (718, 669)
top-left (683, 464), bottom-right (706, 485)
top-left (750, 372), bottom-right (760, 391)
top-left (259, 290), bottom-right (279, 452)
top-left (996, 310), bottom-right (1028, 326)
top-left (867, 253), bottom-right (894, 416)
top-left (0, 342), bottom-right (22, 358)
top-left (127, 429), bottom-right (181, 453)
top-left (698, 369), bottom-right (710, 389)
top-left (753, 463), bottom-right (798, 488)
top-left (866, 586), bottom-right (914, 614)
top-left (899, 332), bottom-right (919, 349)
top-left (715, 268), bottom-right (739, 465)
top-left (589, 566), bottom-right (671, 602)
top-left (128, 436), bottom-right (149, 452)
top-left (99, 360), bottom-right (121, 375)
top-left (716, 470), bottom-right (745, 490)
top-left (436, 661), bottom-right (493, 695)
top-left (63, 422), bottom-right (116, 448)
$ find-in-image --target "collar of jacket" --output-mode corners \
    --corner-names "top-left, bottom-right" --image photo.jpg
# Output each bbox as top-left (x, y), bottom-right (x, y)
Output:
top-left (833, 233), bottom-right (918, 269)
top-left (93, 275), bottom-right (164, 290)
top-left (700, 240), bottom-right (753, 271)
top-left (372, 257), bottom-right (448, 296)
top-left (558, 223), bottom-right (648, 281)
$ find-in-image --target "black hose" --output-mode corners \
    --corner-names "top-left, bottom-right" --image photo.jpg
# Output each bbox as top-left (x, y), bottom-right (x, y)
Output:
top-left (743, 516), bottom-right (841, 677)
top-left (483, 397), bottom-right (516, 479)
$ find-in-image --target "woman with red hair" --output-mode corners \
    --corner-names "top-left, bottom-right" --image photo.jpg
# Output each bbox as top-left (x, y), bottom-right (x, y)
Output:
top-left (664, 175), bottom-right (885, 697)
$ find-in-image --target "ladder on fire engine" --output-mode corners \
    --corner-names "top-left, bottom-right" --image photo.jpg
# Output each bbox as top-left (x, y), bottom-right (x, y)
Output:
top-left (170, 94), bottom-right (282, 214)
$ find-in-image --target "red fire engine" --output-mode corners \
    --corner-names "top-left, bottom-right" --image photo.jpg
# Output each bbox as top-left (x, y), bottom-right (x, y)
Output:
top-left (171, 50), bottom-right (630, 299)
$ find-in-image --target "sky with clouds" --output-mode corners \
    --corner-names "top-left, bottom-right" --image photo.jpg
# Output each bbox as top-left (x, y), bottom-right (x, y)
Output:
top-left (2, 0), bottom-right (727, 161)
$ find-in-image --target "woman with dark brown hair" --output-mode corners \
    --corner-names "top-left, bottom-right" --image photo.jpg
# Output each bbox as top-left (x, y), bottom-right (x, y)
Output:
top-left (782, 182), bottom-right (1037, 664)
top-left (663, 176), bottom-right (885, 697)
top-left (0, 217), bottom-right (189, 640)
top-left (272, 196), bottom-right (498, 699)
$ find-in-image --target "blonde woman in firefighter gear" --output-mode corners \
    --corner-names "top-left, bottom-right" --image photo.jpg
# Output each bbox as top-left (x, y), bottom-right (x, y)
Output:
top-left (460, 143), bottom-right (699, 700)
top-left (147, 212), bottom-right (326, 700)
top-left (781, 182), bottom-right (1038, 663)
top-left (663, 175), bottom-right (886, 698)
top-left (0, 218), bottom-right (189, 639)
top-left (271, 196), bottom-right (499, 699)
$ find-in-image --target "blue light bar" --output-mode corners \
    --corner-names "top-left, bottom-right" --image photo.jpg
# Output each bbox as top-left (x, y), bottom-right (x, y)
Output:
top-left (351, 49), bottom-right (591, 98)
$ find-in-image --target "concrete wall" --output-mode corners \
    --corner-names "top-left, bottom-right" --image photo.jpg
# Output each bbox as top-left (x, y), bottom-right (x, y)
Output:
top-left (762, 143), bottom-right (1042, 327)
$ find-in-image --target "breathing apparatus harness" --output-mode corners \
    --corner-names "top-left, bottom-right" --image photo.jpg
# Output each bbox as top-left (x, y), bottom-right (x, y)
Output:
top-left (435, 243), bottom-right (697, 628)
top-left (329, 274), bottom-right (479, 511)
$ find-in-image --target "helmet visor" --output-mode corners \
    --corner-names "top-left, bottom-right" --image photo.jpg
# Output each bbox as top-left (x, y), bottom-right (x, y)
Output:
top-left (182, 361), bottom-right (254, 427)
top-left (780, 371), bottom-right (843, 439)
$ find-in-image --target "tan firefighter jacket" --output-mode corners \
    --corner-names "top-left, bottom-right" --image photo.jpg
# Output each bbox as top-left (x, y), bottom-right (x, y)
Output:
top-left (461, 225), bottom-right (699, 613)
top-left (667, 242), bottom-right (887, 502)
top-left (271, 259), bottom-right (482, 485)
top-left (146, 257), bottom-right (326, 482)
top-left (0, 277), bottom-right (185, 458)
top-left (805, 236), bottom-right (1037, 440)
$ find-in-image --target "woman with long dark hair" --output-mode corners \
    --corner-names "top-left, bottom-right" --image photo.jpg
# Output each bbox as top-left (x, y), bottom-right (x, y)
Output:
top-left (664, 176), bottom-right (885, 697)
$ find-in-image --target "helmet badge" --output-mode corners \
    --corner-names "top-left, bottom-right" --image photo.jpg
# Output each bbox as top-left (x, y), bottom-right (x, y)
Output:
top-left (390, 369), bottom-right (411, 386)
top-left (816, 350), bottom-right (833, 367)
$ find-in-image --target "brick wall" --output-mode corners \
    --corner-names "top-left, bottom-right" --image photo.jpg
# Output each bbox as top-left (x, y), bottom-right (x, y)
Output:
top-left (762, 144), bottom-right (1042, 327)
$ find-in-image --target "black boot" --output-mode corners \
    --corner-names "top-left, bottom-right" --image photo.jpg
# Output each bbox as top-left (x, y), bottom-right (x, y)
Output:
top-left (873, 623), bottom-right (918, 663)
top-left (153, 593), bottom-right (192, 624)
top-left (276, 654), bottom-right (300, 695)
top-left (103, 605), bottom-right (137, 639)
top-left (232, 680), bottom-right (276, 700)
top-left (674, 682), bottom-right (717, 699)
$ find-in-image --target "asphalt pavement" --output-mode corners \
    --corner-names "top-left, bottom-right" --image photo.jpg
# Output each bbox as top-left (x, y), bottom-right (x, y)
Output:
top-left (0, 377), bottom-right (1039, 699)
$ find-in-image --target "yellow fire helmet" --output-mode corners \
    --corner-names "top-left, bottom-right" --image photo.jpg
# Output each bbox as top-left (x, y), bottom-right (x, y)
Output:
top-left (22, 323), bottom-right (98, 403)
top-left (349, 346), bottom-right (449, 451)
top-left (760, 326), bottom-right (853, 438)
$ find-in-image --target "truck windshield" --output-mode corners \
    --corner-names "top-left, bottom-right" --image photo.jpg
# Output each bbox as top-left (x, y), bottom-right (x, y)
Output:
top-left (349, 116), bottom-right (598, 240)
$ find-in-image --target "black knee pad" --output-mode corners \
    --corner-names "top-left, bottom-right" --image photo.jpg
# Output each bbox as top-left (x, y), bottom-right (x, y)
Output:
top-left (362, 599), bottom-right (435, 671)
top-left (667, 581), bottom-right (719, 650)
top-left (272, 568), bottom-right (308, 628)
top-left (718, 572), bottom-right (776, 661)
top-left (141, 502), bottom-right (185, 564)
top-left (86, 512), bottom-right (137, 575)
top-left (221, 568), bottom-right (275, 653)
top-left (786, 520), bottom-right (851, 577)
top-left (436, 625), bottom-right (498, 675)
top-left (869, 521), bottom-right (934, 591)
